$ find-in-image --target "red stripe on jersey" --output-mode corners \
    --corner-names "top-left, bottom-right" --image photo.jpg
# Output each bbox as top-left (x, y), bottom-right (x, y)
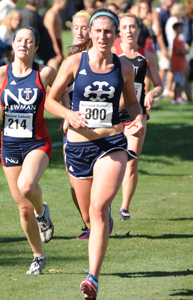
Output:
top-left (35, 64), bottom-right (48, 140)
top-left (1, 65), bottom-right (9, 158)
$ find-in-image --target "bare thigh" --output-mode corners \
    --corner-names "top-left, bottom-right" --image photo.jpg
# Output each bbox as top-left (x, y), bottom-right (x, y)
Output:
top-left (91, 150), bottom-right (128, 207)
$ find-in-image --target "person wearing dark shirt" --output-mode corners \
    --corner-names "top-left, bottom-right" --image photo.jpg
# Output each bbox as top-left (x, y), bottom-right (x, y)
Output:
top-left (21, 0), bottom-right (56, 65)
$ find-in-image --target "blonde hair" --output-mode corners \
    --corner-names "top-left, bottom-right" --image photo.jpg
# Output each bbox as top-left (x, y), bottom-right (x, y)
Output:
top-left (0, 10), bottom-right (22, 37)
top-left (170, 3), bottom-right (185, 18)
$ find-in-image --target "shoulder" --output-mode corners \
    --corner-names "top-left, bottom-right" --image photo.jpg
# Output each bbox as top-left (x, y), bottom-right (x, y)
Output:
top-left (119, 56), bottom-right (134, 82)
top-left (144, 49), bottom-right (157, 66)
top-left (152, 7), bottom-right (159, 18)
top-left (62, 52), bottom-right (82, 72)
top-left (0, 65), bottom-right (7, 89)
top-left (39, 64), bottom-right (57, 87)
top-left (44, 8), bottom-right (55, 21)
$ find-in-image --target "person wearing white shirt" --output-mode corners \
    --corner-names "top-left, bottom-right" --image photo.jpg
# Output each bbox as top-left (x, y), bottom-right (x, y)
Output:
top-left (0, 0), bottom-right (18, 23)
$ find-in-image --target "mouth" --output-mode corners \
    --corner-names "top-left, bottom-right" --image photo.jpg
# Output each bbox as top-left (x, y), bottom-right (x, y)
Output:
top-left (98, 41), bottom-right (107, 47)
top-left (127, 35), bottom-right (133, 40)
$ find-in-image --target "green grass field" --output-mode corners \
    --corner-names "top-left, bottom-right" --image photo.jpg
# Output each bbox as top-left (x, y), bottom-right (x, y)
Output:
top-left (1, 97), bottom-right (193, 299)
top-left (0, 31), bottom-right (193, 299)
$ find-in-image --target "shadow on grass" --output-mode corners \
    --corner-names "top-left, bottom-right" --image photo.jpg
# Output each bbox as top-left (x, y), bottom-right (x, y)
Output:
top-left (170, 289), bottom-right (193, 296)
top-left (168, 217), bottom-right (193, 221)
top-left (111, 233), bottom-right (193, 239)
top-left (105, 270), bottom-right (193, 278)
top-left (0, 237), bottom-right (27, 243)
top-left (0, 235), bottom-right (77, 243)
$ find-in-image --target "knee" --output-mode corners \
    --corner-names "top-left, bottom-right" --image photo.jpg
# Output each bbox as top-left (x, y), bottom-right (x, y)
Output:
top-left (125, 160), bottom-right (138, 176)
top-left (90, 201), bottom-right (108, 219)
top-left (17, 179), bottom-right (34, 199)
top-left (18, 203), bottom-right (34, 221)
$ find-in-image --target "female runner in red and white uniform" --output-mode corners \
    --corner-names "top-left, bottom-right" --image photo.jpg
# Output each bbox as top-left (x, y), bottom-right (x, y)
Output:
top-left (112, 13), bottom-right (163, 221)
top-left (0, 25), bottom-right (57, 274)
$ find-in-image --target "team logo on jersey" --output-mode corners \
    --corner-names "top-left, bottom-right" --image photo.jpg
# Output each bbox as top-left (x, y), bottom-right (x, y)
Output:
top-left (79, 69), bottom-right (87, 75)
top-left (4, 88), bottom-right (38, 107)
top-left (69, 165), bottom-right (74, 172)
top-left (84, 81), bottom-right (115, 101)
top-left (5, 157), bottom-right (19, 164)
top-left (10, 80), bottom-right (17, 85)
top-left (133, 66), bottom-right (139, 78)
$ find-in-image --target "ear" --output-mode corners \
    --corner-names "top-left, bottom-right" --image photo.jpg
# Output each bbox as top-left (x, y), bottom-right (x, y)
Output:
top-left (34, 46), bottom-right (39, 53)
top-left (12, 41), bottom-right (14, 50)
top-left (88, 27), bottom-right (91, 38)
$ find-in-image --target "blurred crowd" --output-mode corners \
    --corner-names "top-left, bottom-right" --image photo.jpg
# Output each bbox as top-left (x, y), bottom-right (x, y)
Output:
top-left (0, 0), bottom-right (193, 103)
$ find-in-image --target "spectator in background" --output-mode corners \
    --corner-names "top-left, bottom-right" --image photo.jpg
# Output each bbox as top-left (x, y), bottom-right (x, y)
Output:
top-left (165, 2), bottom-right (185, 52)
top-left (0, 40), bottom-right (12, 66)
top-left (130, 0), bottom-right (160, 39)
top-left (183, 1), bottom-right (193, 102)
top-left (83, 0), bottom-right (97, 15)
top-left (171, 22), bottom-right (189, 105)
top-left (0, 0), bottom-right (18, 23)
top-left (21, 0), bottom-right (56, 67)
top-left (137, 0), bottom-right (157, 53)
top-left (0, 10), bottom-right (21, 63)
top-left (165, 2), bottom-right (186, 98)
top-left (106, 3), bottom-right (119, 15)
top-left (44, 0), bottom-right (67, 70)
top-left (156, 0), bottom-right (175, 95)
top-left (119, 1), bottom-right (132, 17)
top-left (95, 0), bottom-right (106, 9)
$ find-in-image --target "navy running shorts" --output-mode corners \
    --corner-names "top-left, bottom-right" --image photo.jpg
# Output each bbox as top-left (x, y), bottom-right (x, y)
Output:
top-left (65, 132), bottom-right (137, 179)
top-left (1, 137), bottom-right (52, 167)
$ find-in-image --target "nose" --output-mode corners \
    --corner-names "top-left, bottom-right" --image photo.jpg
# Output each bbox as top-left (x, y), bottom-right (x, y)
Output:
top-left (99, 30), bottom-right (106, 39)
top-left (77, 27), bottom-right (82, 35)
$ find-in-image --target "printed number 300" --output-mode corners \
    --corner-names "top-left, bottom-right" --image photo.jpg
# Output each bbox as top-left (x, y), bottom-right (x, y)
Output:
top-left (85, 108), bottom-right (106, 120)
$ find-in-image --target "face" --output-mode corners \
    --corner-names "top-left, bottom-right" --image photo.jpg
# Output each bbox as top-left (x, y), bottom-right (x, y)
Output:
top-left (119, 17), bottom-right (139, 44)
top-left (11, 14), bottom-right (21, 30)
top-left (166, 0), bottom-right (175, 10)
top-left (73, 16), bottom-right (90, 45)
top-left (138, 2), bottom-right (150, 20)
top-left (176, 25), bottom-right (183, 34)
top-left (12, 28), bottom-right (38, 59)
top-left (90, 17), bottom-right (116, 53)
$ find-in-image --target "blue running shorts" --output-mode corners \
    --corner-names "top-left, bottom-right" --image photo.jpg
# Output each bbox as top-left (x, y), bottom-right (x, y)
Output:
top-left (1, 137), bottom-right (52, 167)
top-left (65, 132), bottom-right (137, 179)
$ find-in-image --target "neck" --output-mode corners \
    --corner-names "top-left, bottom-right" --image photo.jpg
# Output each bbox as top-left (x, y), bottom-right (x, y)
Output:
top-left (121, 40), bottom-right (138, 53)
top-left (12, 57), bottom-right (34, 75)
top-left (88, 48), bottom-right (113, 65)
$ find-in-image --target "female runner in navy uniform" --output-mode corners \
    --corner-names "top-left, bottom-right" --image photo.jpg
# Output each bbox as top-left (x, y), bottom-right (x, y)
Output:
top-left (0, 26), bottom-right (56, 274)
top-left (46, 8), bottom-right (144, 299)
top-left (112, 13), bottom-right (163, 221)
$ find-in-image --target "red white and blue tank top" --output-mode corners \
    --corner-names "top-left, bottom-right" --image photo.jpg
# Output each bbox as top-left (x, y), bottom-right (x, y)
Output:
top-left (0, 62), bottom-right (49, 142)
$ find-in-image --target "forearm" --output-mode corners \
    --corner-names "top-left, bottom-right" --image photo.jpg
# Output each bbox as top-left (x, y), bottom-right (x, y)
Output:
top-left (45, 97), bottom-right (71, 120)
top-left (125, 101), bottom-right (143, 121)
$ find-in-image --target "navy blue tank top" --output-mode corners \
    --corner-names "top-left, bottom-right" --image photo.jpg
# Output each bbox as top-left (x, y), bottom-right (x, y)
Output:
top-left (71, 51), bottom-right (123, 128)
top-left (0, 62), bottom-right (49, 142)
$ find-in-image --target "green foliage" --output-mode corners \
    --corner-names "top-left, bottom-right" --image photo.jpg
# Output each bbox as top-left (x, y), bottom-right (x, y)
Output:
top-left (0, 96), bottom-right (193, 299)
top-left (16, 0), bottom-right (52, 10)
